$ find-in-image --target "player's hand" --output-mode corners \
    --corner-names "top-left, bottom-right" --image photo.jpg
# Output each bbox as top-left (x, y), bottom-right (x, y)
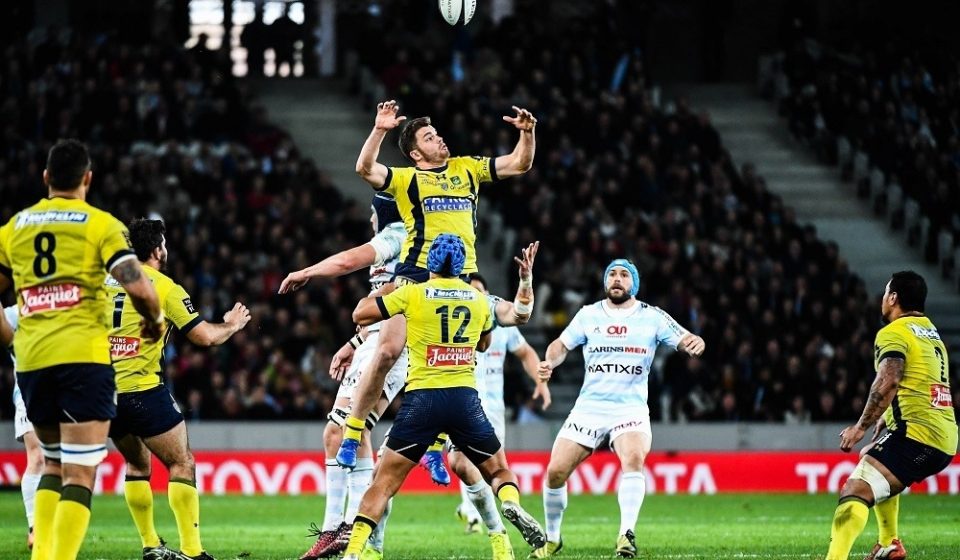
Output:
top-left (139, 316), bottom-right (166, 343)
top-left (871, 418), bottom-right (887, 442)
top-left (537, 360), bottom-right (553, 382)
top-left (278, 270), bottom-right (309, 294)
top-left (224, 302), bottom-right (252, 330)
top-left (533, 382), bottom-right (552, 410)
top-left (680, 334), bottom-right (706, 357)
top-left (375, 100), bottom-right (407, 131)
top-left (839, 425), bottom-right (866, 453)
top-left (330, 342), bottom-right (355, 382)
top-left (503, 106), bottom-right (537, 131)
top-left (514, 241), bottom-right (539, 280)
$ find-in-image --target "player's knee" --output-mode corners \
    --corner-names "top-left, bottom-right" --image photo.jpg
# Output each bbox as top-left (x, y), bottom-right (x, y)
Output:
top-left (167, 451), bottom-right (196, 480)
top-left (323, 421), bottom-right (343, 451)
top-left (618, 450), bottom-right (647, 472)
top-left (545, 465), bottom-right (569, 489)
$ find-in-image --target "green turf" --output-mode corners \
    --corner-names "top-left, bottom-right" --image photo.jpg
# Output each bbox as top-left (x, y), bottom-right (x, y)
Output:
top-left (1, 492), bottom-right (958, 559)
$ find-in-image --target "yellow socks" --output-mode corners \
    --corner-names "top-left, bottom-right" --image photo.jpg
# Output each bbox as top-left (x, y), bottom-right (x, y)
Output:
top-left (124, 477), bottom-right (160, 548)
top-left (344, 514), bottom-right (376, 556)
top-left (427, 433), bottom-right (448, 453)
top-left (875, 494), bottom-right (900, 546)
top-left (30, 475), bottom-right (61, 560)
top-left (344, 416), bottom-right (365, 443)
top-left (169, 478), bottom-right (203, 556)
top-left (50, 485), bottom-right (92, 560)
top-left (496, 482), bottom-right (520, 505)
top-left (825, 498), bottom-right (870, 560)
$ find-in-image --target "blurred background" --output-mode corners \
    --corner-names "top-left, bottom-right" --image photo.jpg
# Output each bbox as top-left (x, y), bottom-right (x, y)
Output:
top-left (0, 0), bottom-right (957, 483)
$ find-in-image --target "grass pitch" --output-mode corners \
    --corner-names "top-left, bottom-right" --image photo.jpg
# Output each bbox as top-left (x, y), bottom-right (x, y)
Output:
top-left (1, 492), bottom-right (958, 559)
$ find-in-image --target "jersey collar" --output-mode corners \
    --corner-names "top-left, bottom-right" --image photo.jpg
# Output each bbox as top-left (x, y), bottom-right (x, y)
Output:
top-left (417, 163), bottom-right (449, 173)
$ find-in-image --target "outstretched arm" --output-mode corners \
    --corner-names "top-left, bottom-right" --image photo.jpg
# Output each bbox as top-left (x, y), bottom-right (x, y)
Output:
top-left (495, 106), bottom-right (537, 178)
top-left (185, 302), bottom-right (252, 346)
top-left (353, 295), bottom-right (386, 326)
top-left (356, 100), bottom-right (407, 189)
top-left (279, 244), bottom-right (377, 294)
top-left (678, 333), bottom-right (706, 356)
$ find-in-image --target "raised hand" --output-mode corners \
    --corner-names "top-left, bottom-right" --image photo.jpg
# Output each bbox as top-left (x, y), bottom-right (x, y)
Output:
top-left (503, 106), bottom-right (537, 131)
top-left (514, 241), bottom-right (539, 280)
top-left (278, 270), bottom-right (309, 294)
top-left (375, 100), bottom-right (407, 131)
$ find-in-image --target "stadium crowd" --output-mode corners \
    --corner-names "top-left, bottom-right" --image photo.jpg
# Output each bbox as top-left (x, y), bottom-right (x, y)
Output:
top-left (777, 37), bottom-right (960, 266)
top-left (348, 2), bottom-right (959, 423)
top-left (0, 29), bottom-right (373, 420)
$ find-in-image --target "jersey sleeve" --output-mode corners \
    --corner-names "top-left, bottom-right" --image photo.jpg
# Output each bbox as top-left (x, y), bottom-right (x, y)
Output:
top-left (3, 305), bottom-right (18, 331)
top-left (377, 284), bottom-right (415, 318)
top-left (465, 156), bottom-right (497, 184)
top-left (559, 307), bottom-right (588, 350)
top-left (163, 282), bottom-right (202, 334)
top-left (369, 223), bottom-right (405, 266)
top-left (480, 298), bottom-right (494, 334)
top-left (874, 326), bottom-right (909, 364)
top-left (0, 219), bottom-right (12, 279)
top-left (485, 294), bottom-right (504, 327)
top-left (654, 307), bottom-right (688, 349)
top-left (504, 326), bottom-right (526, 352)
top-left (380, 166), bottom-right (415, 196)
top-left (99, 215), bottom-right (136, 272)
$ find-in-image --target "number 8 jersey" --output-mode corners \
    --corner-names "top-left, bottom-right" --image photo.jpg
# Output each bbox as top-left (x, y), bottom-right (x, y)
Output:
top-left (0, 197), bottom-right (135, 371)
top-left (377, 276), bottom-right (493, 392)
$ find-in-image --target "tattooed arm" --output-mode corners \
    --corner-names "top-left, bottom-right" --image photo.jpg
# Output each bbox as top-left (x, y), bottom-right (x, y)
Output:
top-left (839, 357), bottom-right (905, 452)
top-left (110, 259), bottom-right (163, 341)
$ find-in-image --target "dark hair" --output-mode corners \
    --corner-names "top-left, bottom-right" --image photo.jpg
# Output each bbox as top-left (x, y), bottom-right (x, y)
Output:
top-left (129, 219), bottom-right (166, 261)
top-left (46, 139), bottom-right (91, 190)
top-left (398, 117), bottom-right (432, 162)
top-left (889, 270), bottom-right (927, 312)
top-left (468, 272), bottom-right (487, 290)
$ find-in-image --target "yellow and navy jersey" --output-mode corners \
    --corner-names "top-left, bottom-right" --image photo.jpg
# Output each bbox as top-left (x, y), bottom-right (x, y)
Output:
top-left (379, 156), bottom-right (497, 275)
top-left (875, 316), bottom-right (957, 455)
top-left (377, 276), bottom-right (494, 391)
top-left (0, 197), bottom-right (135, 371)
top-left (105, 266), bottom-right (200, 393)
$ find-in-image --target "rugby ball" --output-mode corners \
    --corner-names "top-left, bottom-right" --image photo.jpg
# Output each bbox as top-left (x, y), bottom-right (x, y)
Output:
top-left (439, 0), bottom-right (476, 25)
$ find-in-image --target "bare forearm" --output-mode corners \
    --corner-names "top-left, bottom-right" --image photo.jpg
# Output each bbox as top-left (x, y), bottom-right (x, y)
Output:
top-left (513, 130), bottom-right (535, 171)
top-left (856, 359), bottom-right (904, 430)
top-left (203, 322), bottom-right (240, 346)
top-left (356, 128), bottom-right (388, 176)
top-left (113, 261), bottom-right (161, 320)
top-left (545, 339), bottom-right (569, 369)
top-left (0, 315), bottom-right (11, 347)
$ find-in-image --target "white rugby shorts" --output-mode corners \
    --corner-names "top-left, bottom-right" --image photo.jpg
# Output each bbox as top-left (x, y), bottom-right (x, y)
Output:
top-left (13, 382), bottom-right (34, 441)
top-left (556, 404), bottom-right (651, 450)
top-left (335, 331), bottom-right (408, 406)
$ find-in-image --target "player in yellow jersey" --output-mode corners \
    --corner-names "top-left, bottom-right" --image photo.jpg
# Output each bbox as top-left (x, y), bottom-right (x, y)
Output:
top-left (340, 100), bottom-right (538, 483)
top-left (0, 140), bottom-right (163, 560)
top-left (339, 234), bottom-right (546, 560)
top-left (105, 219), bottom-right (251, 560)
top-left (826, 271), bottom-right (956, 560)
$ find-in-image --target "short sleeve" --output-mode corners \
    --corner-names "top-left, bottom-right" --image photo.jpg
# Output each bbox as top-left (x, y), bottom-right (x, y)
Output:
top-left (485, 294), bottom-right (504, 327)
top-left (369, 223), bottom-right (405, 266)
top-left (559, 308), bottom-right (588, 350)
top-left (504, 326), bottom-right (526, 352)
top-left (0, 219), bottom-right (12, 279)
top-left (654, 307), bottom-right (688, 349)
top-left (378, 284), bottom-right (415, 318)
top-left (164, 282), bottom-right (202, 334)
top-left (480, 300), bottom-right (494, 334)
top-left (100, 215), bottom-right (136, 272)
top-left (874, 326), bottom-right (909, 365)
top-left (465, 156), bottom-right (496, 184)
top-left (381, 166), bottom-right (414, 196)
top-left (3, 305), bottom-right (18, 331)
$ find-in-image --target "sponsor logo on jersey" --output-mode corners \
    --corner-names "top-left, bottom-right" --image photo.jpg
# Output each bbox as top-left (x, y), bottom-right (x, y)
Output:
top-left (425, 288), bottom-right (475, 300)
top-left (607, 325), bottom-right (628, 336)
top-left (20, 284), bottom-right (81, 315)
top-left (931, 384), bottom-right (953, 408)
top-left (182, 297), bottom-right (195, 314)
top-left (109, 336), bottom-right (141, 358)
top-left (587, 363), bottom-right (645, 375)
top-left (422, 196), bottom-right (473, 213)
top-left (426, 345), bottom-right (475, 367)
top-left (15, 210), bottom-right (89, 228)
top-left (908, 324), bottom-right (942, 341)
top-left (587, 346), bottom-right (649, 354)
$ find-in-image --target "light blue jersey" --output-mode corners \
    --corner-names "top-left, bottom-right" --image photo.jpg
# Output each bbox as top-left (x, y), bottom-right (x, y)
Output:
top-left (476, 317), bottom-right (526, 412)
top-left (366, 221), bottom-right (405, 334)
top-left (559, 299), bottom-right (686, 413)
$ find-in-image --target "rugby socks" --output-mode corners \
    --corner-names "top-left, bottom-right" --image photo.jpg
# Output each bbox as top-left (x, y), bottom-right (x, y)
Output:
top-left (466, 481), bottom-right (505, 532)
top-left (344, 417), bottom-right (365, 443)
top-left (169, 478), bottom-right (203, 556)
top-left (124, 476), bottom-right (160, 548)
top-left (21, 472), bottom-right (41, 528)
top-left (323, 459), bottom-right (348, 531)
top-left (50, 485), bottom-right (92, 560)
top-left (345, 514), bottom-right (377, 556)
top-left (825, 497), bottom-right (870, 560)
top-left (459, 480), bottom-right (482, 524)
top-left (346, 458), bottom-right (374, 521)
top-left (875, 494), bottom-right (900, 546)
top-left (31, 474), bottom-right (61, 560)
top-left (368, 498), bottom-right (391, 550)
top-left (618, 472), bottom-right (646, 535)
top-left (496, 482), bottom-right (520, 505)
top-left (542, 483), bottom-right (568, 543)
top-left (427, 433), bottom-right (448, 453)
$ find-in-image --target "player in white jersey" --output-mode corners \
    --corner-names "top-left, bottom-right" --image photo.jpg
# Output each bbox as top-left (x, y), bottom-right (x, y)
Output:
top-left (451, 273), bottom-right (549, 534)
top-left (279, 194), bottom-right (412, 559)
top-left (531, 259), bottom-right (705, 559)
top-left (3, 305), bottom-right (43, 550)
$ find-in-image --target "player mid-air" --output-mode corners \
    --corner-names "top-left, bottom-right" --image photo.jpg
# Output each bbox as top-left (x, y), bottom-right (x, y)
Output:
top-left (532, 260), bottom-right (705, 558)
